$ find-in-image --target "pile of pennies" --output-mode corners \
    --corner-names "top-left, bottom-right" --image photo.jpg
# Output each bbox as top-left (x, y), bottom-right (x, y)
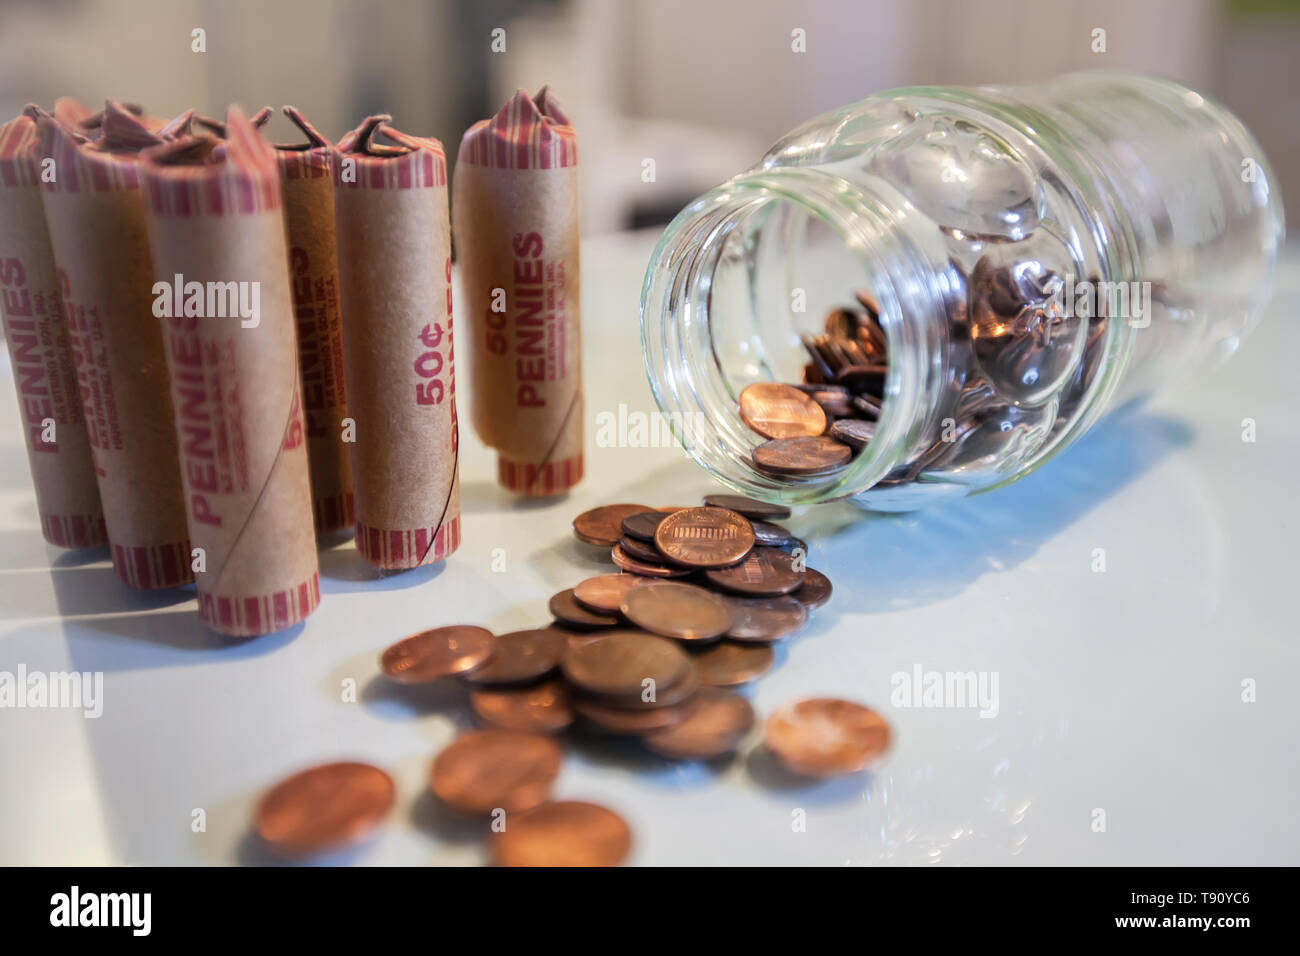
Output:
top-left (251, 494), bottom-right (892, 866)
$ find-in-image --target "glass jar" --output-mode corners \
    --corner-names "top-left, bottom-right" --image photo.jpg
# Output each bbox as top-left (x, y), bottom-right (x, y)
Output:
top-left (640, 71), bottom-right (1284, 510)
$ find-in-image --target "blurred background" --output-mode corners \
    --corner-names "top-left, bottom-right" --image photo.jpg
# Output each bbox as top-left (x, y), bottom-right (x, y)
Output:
top-left (0, 0), bottom-right (1295, 231)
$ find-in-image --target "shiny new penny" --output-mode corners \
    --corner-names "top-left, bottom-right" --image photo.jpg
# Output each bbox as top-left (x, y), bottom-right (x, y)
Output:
top-left (765, 698), bottom-right (892, 777)
top-left (379, 625), bottom-right (495, 684)
top-left (430, 730), bottom-right (562, 814)
top-left (459, 628), bottom-right (567, 687)
top-left (829, 418), bottom-right (876, 449)
top-left (654, 507), bottom-right (755, 569)
top-left (617, 534), bottom-right (666, 564)
top-left (549, 588), bottom-right (619, 629)
top-left (621, 511), bottom-right (670, 542)
top-left (611, 543), bottom-right (690, 578)
top-left (470, 681), bottom-right (575, 735)
top-left (620, 581), bottom-right (732, 642)
top-left (643, 688), bottom-right (755, 760)
top-left (739, 382), bottom-right (827, 439)
top-left (691, 641), bottom-right (775, 685)
top-left (573, 573), bottom-right (648, 615)
top-left (723, 595), bottom-right (808, 642)
top-left (573, 503), bottom-right (652, 547)
top-left (792, 567), bottom-right (833, 609)
top-left (489, 801), bottom-right (631, 867)
top-left (704, 547), bottom-right (806, 596)
top-left (561, 631), bottom-right (691, 699)
top-left (753, 435), bottom-right (852, 476)
top-left (255, 762), bottom-right (396, 858)
top-left (701, 493), bottom-right (791, 520)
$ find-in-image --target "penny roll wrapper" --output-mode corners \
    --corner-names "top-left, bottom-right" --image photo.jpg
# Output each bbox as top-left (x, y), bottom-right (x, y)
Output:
top-left (453, 87), bottom-right (583, 496)
top-left (37, 103), bottom-right (194, 586)
top-left (139, 107), bottom-right (320, 636)
top-left (265, 107), bottom-right (353, 534)
top-left (0, 110), bottom-right (105, 548)
top-left (333, 117), bottom-right (460, 570)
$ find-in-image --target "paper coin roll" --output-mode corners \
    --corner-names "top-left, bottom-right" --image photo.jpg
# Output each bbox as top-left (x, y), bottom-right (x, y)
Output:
top-left (139, 107), bottom-right (320, 636)
top-left (0, 111), bottom-right (105, 548)
top-left (454, 86), bottom-right (583, 496)
top-left (332, 116), bottom-right (461, 570)
top-left (37, 102), bottom-right (193, 586)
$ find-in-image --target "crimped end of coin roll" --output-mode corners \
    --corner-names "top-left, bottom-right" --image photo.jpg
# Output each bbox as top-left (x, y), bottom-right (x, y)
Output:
top-left (198, 572), bottom-right (321, 637)
top-left (497, 453), bottom-right (583, 496)
top-left (355, 516), bottom-right (461, 570)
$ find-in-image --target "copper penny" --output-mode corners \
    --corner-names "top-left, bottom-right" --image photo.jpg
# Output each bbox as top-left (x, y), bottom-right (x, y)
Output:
top-left (430, 729), bottom-right (562, 814)
top-left (580, 666), bottom-right (701, 711)
top-left (643, 688), bottom-right (755, 760)
top-left (572, 694), bottom-right (691, 734)
top-left (704, 547), bottom-right (806, 596)
top-left (459, 628), bottom-right (566, 687)
top-left (617, 534), bottom-right (665, 564)
top-left (738, 382), bottom-right (827, 439)
top-left (573, 503), bottom-right (652, 547)
top-left (379, 625), bottom-right (495, 684)
top-left (764, 698), bottom-right (892, 776)
top-left (470, 681), bottom-right (575, 735)
top-left (611, 543), bottom-right (690, 578)
top-left (573, 573), bottom-right (648, 615)
top-left (489, 801), bottom-right (631, 867)
top-left (255, 762), bottom-right (396, 858)
top-left (792, 567), bottom-right (833, 609)
top-left (621, 510), bottom-right (670, 542)
top-left (749, 519), bottom-right (796, 547)
top-left (690, 641), bottom-right (775, 686)
top-left (829, 418), bottom-right (875, 449)
top-left (753, 435), bottom-right (852, 476)
top-left (701, 493), bottom-right (791, 520)
top-left (549, 588), bottom-right (619, 629)
top-left (722, 595), bottom-right (807, 641)
top-left (561, 631), bottom-right (691, 699)
top-left (654, 507), bottom-right (755, 569)
top-left (620, 581), bottom-right (732, 642)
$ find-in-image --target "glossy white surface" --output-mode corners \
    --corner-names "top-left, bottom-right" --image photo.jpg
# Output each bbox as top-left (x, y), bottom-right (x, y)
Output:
top-left (0, 232), bottom-right (1296, 866)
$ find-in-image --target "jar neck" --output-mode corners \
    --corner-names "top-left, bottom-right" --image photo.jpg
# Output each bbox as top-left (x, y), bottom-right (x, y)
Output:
top-left (640, 166), bottom-right (952, 505)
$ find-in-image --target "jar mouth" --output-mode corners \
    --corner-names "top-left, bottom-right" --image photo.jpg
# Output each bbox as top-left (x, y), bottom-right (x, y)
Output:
top-left (640, 169), bottom-right (945, 506)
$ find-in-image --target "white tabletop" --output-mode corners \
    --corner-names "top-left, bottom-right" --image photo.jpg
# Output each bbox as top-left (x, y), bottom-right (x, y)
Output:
top-left (1, 230), bottom-right (1296, 866)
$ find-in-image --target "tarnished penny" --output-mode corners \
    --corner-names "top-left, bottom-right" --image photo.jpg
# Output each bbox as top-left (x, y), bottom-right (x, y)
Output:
top-left (573, 503), bottom-right (652, 547)
top-left (749, 519), bottom-right (796, 547)
top-left (704, 547), bottom-right (806, 596)
top-left (643, 688), bottom-right (755, 760)
top-left (561, 631), bottom-right (691, 699)
top-left (753, 435), bottom-right (852, 476)
top-left (470, 681), bottom-right (575, 734)
top-left (380, 625), bottom-right (495, 684)
top-left (829, 418), bottom-right (875, 449)
top-left (701, 493), bottom-right (791, 520)
top-left (620, 581), bottom-right (732, 642)
top-left (255, 762), bottom-right (396, 858)
top-left (723, 595), bottom-right (808, 642)
top-left (621, 511), bottom-right (670, 542)
top-left (430, 729), bottom-right (562, 814)
top-left (617, 534), bottom-right (666, 564)
top-left (611, 543), bottom-right (691, 578)
top-left (549, 589), bottom-right (619, 629)
top-left (459, 628), bottom-right (567, 687)
top-left (573, 573), bottom-right (648, 614)
top-left (792, 567), bottom-right (833, 609)
top-left (739, 382), bottom-right (827, 439)
top-left (654, 507), bottom-right (755, 569)
top-left (489, 800), bottom-right (631, 867)
top-left (765, 698), bottom-right (892, 776)
top-left (690, 641), bottom-right (775, 686)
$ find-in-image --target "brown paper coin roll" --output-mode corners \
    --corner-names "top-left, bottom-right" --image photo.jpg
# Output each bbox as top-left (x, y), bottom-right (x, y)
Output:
top-left (37, 102), bottom-right (193, 586)
top-left (139, 108), bottom-right (320, 636)
top-left (0, 111), bottom-right (105, 548)
top-left (454, 86), bottom-right (583, 496)
top-left (332, 116), bottom-right (460, 570)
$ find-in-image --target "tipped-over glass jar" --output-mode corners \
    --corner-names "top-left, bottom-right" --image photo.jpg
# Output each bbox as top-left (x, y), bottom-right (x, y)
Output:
top-left (640, 71), bottom-right (1284, 510)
